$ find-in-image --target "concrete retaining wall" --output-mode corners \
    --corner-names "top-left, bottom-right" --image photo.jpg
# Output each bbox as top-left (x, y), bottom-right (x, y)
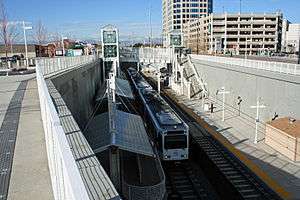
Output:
top-left (51, 59), bottom-right (104, 128)
top-left (191, 57), bottom-right (300, 122)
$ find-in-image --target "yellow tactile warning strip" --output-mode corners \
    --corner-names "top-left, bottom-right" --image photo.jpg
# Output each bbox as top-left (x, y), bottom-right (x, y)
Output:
top-left (164, 90), bottom-right (291, 200)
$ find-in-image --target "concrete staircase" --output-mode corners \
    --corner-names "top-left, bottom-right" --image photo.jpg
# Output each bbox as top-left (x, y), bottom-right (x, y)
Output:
top-left (181, 56), bottom-right (207, 99)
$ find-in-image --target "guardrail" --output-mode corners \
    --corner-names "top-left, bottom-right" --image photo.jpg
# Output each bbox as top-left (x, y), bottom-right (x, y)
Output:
top-left (191, 54), bottom-right (300, 76)
top-left (37, 55), bottom-right (98, 76)
top-left (36, 58), bottom-right (91, 200)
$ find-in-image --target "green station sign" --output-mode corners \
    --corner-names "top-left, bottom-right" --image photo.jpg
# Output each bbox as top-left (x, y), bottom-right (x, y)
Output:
top-left (170, 34), bottom-right (182, 46)
top-left (103, 30), bottom-right (117, 44)
top-left (104, 45), bottom-right (118, 58)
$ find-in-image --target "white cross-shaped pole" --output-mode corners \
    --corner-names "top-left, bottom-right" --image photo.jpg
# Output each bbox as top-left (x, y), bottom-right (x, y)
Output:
top-left (219, 87), bottom-right (230, 122)
top-left (201, 82), bottom-right (208, 109)
top-left (250, 97), bottom-right (266, 144)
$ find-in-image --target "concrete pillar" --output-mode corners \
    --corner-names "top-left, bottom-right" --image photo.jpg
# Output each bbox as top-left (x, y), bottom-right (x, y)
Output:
top-left (103, 61), bottom-right (106, 82)
top-left (180, 65), bottom-right (184, 95)
top-left (224, 12), bottom-right (227, 54)
top-left (109, 147), bottom-right (120, 190)
top-left (210, 14), bottom-right (214, 54)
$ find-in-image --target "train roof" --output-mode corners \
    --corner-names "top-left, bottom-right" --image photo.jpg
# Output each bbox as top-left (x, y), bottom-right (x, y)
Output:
top-left (143, 89), bottom-right (183, 127)
top-left (131, 71), bottom-right (152, 90)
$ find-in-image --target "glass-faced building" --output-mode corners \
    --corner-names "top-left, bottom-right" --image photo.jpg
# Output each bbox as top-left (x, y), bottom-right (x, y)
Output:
top-left (162, 0), bottom-right (213, 37)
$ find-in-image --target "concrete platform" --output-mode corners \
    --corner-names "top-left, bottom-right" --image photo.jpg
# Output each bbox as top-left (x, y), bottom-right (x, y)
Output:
top-left (0, 75), bottom-right (53, 200)
top-left (173, 92), bottom-right (300, 200)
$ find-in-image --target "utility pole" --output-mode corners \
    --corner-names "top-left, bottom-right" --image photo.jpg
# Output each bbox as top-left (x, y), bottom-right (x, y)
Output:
top-left (250, 97), bottom-right (266, 144)
top-left (148, 0), bottom-right (153, 48)
top-left (218, 87), bottom-right (230, 122)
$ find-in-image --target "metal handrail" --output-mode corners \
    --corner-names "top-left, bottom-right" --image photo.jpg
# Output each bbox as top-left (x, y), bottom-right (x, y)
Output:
top-left (37, 55), bottom-right (98, 76)
top-left (36, 61), bottom-right (90, 200)
top-left (187, 55), bottom-right (208, 96)
top-left (191, 54), bottom-right (300, 76)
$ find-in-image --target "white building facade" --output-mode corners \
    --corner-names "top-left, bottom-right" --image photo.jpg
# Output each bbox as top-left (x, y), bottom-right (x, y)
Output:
top-left (283, 24), bottom-right (300, 54)
top-left (162, 0), bottom-right (213, 40)
top-left (184, 12), bottom-right (283, 55)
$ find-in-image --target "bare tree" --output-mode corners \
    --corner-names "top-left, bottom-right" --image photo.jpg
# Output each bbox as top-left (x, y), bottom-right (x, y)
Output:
top-left (34, 20), bottom-right (47, 57)
top-left (0, 0), bottom-right (9, 59)
top-left (0, 0), bottom-right (20, 61)
top-left (8, 23), bottom-right (20, 54)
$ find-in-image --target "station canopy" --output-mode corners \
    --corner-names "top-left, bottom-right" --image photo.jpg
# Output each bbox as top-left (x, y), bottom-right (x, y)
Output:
top-left (85, 110), bottom-right (155, 157)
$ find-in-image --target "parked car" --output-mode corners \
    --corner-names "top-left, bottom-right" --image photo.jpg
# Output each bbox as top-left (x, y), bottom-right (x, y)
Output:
top-left (1, 57), bottom-right (8, 62)
top-left (12, 55), bottom-right (21, 61)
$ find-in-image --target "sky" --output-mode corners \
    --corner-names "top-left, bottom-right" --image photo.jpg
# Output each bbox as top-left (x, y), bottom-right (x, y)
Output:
top-left (4, 0), bottom-right (300, 42)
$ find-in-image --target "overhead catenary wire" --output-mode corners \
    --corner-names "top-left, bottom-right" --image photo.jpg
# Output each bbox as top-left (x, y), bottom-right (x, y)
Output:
top-left (115, 83), bottom-right (139, 114)
top-left (83, 88), bottom-right (107, 133)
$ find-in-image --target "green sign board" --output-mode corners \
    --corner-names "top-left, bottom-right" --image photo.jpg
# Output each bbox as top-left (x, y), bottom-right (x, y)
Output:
top-left (170, 34), bottom-right (182, 46)
top-left (103, 31), bottom-right (117, 44)
top-left (104, 45), bottom-right (118, 58)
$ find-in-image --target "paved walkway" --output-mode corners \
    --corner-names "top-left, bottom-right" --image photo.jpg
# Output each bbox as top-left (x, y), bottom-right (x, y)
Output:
top-left (0, 75), bottom-right (53, 200)
top-left (173, 92), bottom-right (300, 199)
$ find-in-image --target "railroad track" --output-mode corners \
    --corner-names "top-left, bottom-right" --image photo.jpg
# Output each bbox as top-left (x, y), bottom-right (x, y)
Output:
top-left (163, 161), bottom-right (216, 200)
top-left (160, 89), bottom-right (283, 200)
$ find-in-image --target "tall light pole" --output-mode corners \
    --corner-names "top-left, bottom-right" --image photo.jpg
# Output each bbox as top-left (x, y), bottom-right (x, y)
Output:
top-left (219, 87), bottom-right (230, 122)
top-left (23, 21), bottom-right (32, 67)
top-left (148, 0), bottom-right (153, 48)
top-left (250, 97), bottom-right (266, 144)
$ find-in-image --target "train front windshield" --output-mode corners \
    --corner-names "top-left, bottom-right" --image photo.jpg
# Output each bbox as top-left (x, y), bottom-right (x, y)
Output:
top-left (164, 135), bottom-right (187, 149)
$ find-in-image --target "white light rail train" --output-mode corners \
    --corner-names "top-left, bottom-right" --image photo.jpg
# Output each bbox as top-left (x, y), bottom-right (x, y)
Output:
top-left (127, 68), bottom-right (189, 161)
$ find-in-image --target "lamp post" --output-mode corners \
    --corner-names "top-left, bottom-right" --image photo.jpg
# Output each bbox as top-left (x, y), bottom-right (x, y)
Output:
top-left (23, 21), bottom-right (32, 67)
top-left (250, 97), bottom-right (266, 144)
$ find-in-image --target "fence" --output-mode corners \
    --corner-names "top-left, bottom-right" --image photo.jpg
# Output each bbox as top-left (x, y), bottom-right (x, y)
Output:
top-left (36, 57), bottom-right (91, 200)
top-left (120, 47), bottom-right (171, 63)
top-left (37, 55), bottom-right (98, 76)
top-left (0, 58), bottom-right (36, 70)
top-left (122, 151), bottom-right (166, 200)
top-left (191, 54), bottom-right (300, 76)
